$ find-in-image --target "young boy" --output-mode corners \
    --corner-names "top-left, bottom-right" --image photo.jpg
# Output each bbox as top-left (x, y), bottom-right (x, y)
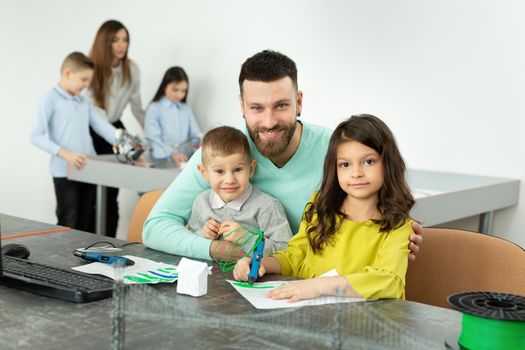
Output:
top-left (188, 126), bottom-right (292, 256)
top-left (30, 52), bottom-right (117, 232)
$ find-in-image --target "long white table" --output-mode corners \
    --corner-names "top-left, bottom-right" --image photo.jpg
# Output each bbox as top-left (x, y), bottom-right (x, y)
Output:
top-left (69, 156), bottom-right (519, 235)
top-left (408, 169), bottom-right (519, 232)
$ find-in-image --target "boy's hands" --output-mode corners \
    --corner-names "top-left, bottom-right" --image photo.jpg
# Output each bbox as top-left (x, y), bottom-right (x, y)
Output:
top-left (233, 257), bottom-right (266, 281)
top-left (219, 220), bottom-right (245, 242)
top-left (58, 149), bottom-right (87, 169)
top-left (206, 220), bottom-right (249, 261)
top-left (202, 220), bottom-right (245, 241)
top-left (202, 219), bottom-right (221, 239)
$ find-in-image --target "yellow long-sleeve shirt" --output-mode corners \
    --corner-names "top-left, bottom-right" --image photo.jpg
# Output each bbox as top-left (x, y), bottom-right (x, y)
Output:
top-left (273, 216), bottom-right (413, 299)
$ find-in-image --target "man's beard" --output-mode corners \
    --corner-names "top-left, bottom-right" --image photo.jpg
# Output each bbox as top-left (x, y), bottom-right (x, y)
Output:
top-left (247, 121), bottom-right (296, 158)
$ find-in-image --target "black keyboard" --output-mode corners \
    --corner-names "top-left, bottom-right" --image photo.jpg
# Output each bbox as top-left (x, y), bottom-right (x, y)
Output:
top-left (1, 255), bottom-right (114, 303)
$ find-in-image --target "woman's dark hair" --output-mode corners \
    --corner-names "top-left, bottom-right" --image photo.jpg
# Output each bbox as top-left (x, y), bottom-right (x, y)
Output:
top-left (90, 20), bottom-right (131, 109)
top-left (305, 114), bottom-right (415, 254)
top-left (151, 66), bottom-right (189, 103)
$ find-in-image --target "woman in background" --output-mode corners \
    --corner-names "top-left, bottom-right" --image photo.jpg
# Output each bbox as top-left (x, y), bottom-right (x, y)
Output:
top-left (88, 19), bottom-right (145, 237)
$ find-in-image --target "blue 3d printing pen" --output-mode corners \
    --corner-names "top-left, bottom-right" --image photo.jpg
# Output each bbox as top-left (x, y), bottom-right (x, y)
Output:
top-left (248, 240), bottom-right (265, 286)
top-left (73, 250), bottom-right (134, 266)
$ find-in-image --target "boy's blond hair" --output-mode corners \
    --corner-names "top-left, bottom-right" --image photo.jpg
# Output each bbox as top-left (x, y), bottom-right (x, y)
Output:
top-left (201, 126), bottom-right (252, 164)
top-left (60, 52), bottom-right (94, 73)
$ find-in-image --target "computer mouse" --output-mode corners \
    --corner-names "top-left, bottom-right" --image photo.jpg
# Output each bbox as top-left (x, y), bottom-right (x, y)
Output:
top-left (1, 243), bottom-right (31, 259)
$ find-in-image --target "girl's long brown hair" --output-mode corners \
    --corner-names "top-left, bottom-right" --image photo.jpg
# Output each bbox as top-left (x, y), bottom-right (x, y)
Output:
top-left (89, 20), bottom-right (131, 110)
top-left (305, 114), bottom-right (415, 254)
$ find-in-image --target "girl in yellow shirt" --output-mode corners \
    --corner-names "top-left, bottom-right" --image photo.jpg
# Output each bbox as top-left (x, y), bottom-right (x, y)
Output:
top-left (234, 114), bottom-right (415, 301)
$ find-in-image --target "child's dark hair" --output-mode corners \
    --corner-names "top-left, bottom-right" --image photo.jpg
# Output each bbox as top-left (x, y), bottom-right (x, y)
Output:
top-left (238, 50), bottom-right (298, 95)
top-left (61, 52), bottom-right (94, 73)
top-left (305, 114), bottom-right (415, 254)
top-left (201, 126), bottom-right (252, 164)
top-left (151, 66), bottom-right (189, 103)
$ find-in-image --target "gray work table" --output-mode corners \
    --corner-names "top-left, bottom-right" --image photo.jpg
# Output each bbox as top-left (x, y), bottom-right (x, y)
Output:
top-left (0, 214), bottom-right (462, 350)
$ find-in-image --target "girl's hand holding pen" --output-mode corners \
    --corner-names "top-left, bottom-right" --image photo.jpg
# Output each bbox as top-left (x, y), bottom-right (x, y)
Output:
top-left (233, 257), bottom-right (265, 281)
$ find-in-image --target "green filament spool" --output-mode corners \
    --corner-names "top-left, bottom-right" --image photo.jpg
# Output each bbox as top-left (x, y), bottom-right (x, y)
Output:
top-left (447, 292), bottom-right (525, 350)
top-left (212, 225), bottom-right (263, 272)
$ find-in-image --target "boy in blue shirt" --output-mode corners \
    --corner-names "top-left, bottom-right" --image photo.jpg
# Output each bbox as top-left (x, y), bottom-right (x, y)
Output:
top-left (30, 52), bottom-right (117, 232)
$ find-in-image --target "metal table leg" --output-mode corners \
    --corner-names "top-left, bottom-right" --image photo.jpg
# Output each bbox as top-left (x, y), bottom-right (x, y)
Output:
top-left (478, 211), bottom-right (494, 234)
top-left (96, 185), bottom-right (107, 236)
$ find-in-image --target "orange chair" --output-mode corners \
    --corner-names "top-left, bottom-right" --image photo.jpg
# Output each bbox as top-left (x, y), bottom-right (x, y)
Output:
top-left (405, 227), bottom-right (525, 309)
top-left (127, 190), bottom-right (165, 243)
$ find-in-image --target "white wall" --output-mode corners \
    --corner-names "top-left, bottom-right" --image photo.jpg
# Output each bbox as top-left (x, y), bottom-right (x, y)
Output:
top-left (1, 0), bottom-right (524, 247)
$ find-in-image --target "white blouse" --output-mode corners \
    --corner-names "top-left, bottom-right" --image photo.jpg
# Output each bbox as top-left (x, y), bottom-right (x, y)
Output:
top-left (88, 60), bottom-right (145, 127)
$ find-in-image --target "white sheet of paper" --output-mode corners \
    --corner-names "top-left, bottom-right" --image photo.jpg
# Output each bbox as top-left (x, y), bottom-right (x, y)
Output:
top-left (227, 279), bottom-right (364, 309)
top-left (320, 268), bottom-right (340, 277)
top-left (72, 255), bottom-right (178, 284)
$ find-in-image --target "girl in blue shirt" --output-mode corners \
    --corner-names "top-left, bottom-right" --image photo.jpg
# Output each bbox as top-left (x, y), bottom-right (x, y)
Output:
top-left (144, 66), bottom-right (202, 165)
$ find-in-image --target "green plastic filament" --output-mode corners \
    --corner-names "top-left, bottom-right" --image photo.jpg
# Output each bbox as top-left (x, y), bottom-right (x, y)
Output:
top-left (448, 292), bottom-right (525, 350)
top-left (459, 313), bottom-right (525, 350)
top-left (212, 225), bottom-right (263, 272)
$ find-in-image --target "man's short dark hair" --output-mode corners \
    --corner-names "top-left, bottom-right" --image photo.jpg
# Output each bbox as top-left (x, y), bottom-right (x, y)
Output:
top-left (238, 50), bottom-right (298, 95)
